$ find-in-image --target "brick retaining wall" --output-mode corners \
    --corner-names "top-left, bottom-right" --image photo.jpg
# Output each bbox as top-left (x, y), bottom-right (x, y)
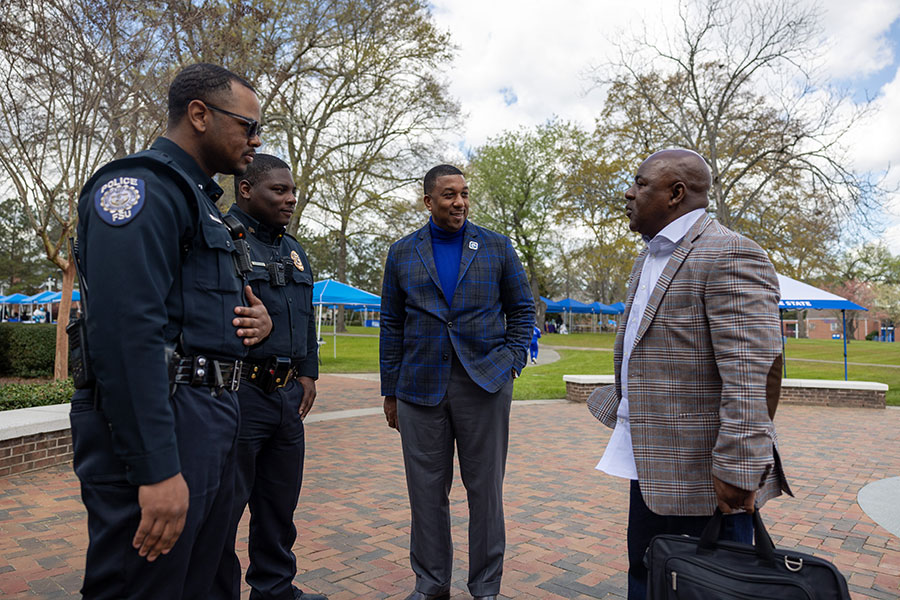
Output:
top-left (0, 430), bottom-right (72, 478)
top-left (563, 376), bottom-right (887, 409)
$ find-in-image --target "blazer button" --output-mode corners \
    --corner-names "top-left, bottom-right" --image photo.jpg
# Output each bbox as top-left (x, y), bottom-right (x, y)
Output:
top-left (447, 322), bottom-right (453, 328)
top-left (442, 353), bottom-right (449, 360)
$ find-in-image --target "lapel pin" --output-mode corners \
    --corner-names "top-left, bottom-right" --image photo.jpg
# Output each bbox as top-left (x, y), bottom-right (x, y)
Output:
top-left (469, 241), bottom-right (478, 250)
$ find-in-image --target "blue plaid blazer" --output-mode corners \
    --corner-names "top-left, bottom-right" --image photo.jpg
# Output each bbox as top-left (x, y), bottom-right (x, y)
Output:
top-left (379, 221), bottom-right (535, 405)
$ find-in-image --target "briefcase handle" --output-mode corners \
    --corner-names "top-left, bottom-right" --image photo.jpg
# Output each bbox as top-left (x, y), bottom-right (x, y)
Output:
top-left (698, 508), bottom-right (777, 565)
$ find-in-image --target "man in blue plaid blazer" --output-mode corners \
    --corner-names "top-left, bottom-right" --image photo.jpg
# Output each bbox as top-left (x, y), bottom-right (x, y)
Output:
top-left (587, 149), bottom-right (790, 600)
top-left (380, 165), bottom-right (534, 600)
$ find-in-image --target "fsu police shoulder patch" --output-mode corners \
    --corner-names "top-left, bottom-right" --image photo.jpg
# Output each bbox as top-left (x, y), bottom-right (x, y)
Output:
top-left (94, 176), bottom-right (146, 226)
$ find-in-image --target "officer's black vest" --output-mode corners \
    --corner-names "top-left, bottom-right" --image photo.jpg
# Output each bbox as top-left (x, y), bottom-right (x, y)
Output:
top-left (79, 149), bottom-right (248, 360)
top-left (239, 223), bottom-right (315, 361)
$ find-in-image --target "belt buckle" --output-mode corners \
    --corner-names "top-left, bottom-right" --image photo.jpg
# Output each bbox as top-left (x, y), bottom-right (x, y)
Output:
top-left (229, 360), bottom-right (242, 392)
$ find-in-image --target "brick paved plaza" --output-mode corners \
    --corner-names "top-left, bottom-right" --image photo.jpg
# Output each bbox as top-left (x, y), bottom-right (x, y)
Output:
top-left (1, 374), bottom-right (899, 599)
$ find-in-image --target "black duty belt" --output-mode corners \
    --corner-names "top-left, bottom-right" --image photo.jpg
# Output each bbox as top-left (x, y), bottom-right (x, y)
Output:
top-left (240, 356), bottom-right (297, 392)
top-left (172, 356), bottom-right (242, 392)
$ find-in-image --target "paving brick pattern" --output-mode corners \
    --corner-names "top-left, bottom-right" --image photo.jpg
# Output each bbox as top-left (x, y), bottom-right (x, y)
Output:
top-left (0, 375), bottom-right (899, 599)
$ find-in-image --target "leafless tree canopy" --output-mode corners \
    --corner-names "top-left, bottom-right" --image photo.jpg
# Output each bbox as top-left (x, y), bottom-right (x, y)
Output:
top-left (594, 0), bottom-right (886, 275)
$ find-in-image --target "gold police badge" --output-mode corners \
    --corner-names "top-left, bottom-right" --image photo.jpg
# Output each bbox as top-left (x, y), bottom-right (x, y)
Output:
top-left (290, 250), bottom-right (304, 271)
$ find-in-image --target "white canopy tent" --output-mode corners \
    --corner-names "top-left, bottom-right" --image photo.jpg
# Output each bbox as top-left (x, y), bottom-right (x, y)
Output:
top-left (777, 274), bottom-right (867, 380)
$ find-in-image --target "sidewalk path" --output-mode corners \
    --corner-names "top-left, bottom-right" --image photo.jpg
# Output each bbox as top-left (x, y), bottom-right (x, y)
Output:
top-left (1, 375), bottom-right (899, 599)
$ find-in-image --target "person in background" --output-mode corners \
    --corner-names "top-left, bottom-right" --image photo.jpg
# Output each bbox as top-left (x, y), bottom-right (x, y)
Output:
top-left (530, 322), bottom-right (541, 364)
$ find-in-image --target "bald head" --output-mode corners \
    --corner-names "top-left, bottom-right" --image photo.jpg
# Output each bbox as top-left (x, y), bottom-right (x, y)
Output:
top-left (645, 149), bottom-right (711, 202)
top-left (624, 148), bottom-right (711, 238)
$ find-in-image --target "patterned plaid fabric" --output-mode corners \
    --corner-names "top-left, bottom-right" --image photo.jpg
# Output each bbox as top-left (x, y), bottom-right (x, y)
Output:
top-left (380, 221), bottom-right (535, 405)
top-left (588, 215), bottom-right (791, 516)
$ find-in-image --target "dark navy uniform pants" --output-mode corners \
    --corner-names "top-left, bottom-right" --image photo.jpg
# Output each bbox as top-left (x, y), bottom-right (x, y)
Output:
top-left (70, 385), bottom-right (240, 600)
top-left (626, 479), bottom-right (754, 600)
top-left (396, 353), bottom-right (513, 598)
top-left (214, 379), bottom-right (306, 600)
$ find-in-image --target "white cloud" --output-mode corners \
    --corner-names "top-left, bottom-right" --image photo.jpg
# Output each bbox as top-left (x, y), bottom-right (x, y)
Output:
top-left (430, 1), bottom-right (900, 252)
top-left (431, 0), bottom-right (678, 151)
top-left (818, 0), bottom-right (900, 80)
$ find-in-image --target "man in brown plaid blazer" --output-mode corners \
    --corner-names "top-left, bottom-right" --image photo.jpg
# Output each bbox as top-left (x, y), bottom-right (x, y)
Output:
top-left (587, 149), bottom-right (790, 600)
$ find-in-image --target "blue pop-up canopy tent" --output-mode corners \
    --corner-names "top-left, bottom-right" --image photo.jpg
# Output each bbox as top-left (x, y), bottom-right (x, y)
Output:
top-left (556, 298), bottom-right (593, 313)
top-left (1, 293), bottom-right (29, 304)
top-left (588, 301), bottom-right (620, 315)
top-left (777, 274), bottom-right (867, 380)
top-left (540, 296), bottom-right (564, 312)
top-left (24, 291), bottom-right (57, 303)
top-left (46, 290), bottom-right (81, 303)
top-left (312, 279), bottom-right (381, 358)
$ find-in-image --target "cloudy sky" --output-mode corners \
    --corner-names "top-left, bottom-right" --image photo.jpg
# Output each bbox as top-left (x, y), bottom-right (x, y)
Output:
top-left (429, 0), bottom-right (900, 252)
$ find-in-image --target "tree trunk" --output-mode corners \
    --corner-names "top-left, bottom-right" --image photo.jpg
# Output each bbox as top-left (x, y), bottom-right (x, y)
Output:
top-left (846, 317), bottom-right (858, 342)
top-left (53, 260), bottom-right (76, 380)
top-left (797, 310), bottom-right (808, 339)
top-left (335, 229), bottom-right (348, 333)
top-left (525, 256), bottom-right (543, 328)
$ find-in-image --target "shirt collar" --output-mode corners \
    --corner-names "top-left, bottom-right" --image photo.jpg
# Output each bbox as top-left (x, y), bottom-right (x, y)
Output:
top-left (642, 208), bottom-right (706, 255)
top-left (151, 137), bottom-right (224, 202)
top-left (227, 204), bottom-right (286, 245)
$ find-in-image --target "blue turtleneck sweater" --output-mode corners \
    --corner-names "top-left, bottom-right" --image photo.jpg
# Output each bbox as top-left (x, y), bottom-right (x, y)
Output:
top-left (430, 218), bottom-right (466, 303)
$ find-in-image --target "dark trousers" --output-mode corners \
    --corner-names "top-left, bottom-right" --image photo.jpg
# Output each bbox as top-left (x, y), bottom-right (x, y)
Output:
top-left (396, 355), bottom-right (513, 597)
top-left (214, 380), bottom-right (306, 600)
top-left (627, 479), bottom-right (753, 600)
top-left (70, 385), bottom-right (240, 600)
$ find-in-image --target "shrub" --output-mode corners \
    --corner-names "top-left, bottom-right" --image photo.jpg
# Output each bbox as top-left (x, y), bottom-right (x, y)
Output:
top-left (0, 323), bottom-right (56, 377)
top-left (866, 330), bottom-right (879, 341)
top-left (0, 378), bottom-right (73, 411)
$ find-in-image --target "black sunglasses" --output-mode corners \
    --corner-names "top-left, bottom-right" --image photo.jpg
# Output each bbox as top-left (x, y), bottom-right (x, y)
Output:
top-left (202, 101), bottom-right (262, 139)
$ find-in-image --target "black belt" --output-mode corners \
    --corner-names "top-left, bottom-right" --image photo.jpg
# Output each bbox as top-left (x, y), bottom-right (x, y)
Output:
top-left (172, 356), bottom-right (242, 392)
top-left (240, 356), bottom-right (298, 392)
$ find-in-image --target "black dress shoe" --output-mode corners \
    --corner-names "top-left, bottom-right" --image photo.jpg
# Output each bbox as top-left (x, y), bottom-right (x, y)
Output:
top-left (292, 588), bottom-right (328, 600)
top-left (403, 591), bottom-right (450, 600)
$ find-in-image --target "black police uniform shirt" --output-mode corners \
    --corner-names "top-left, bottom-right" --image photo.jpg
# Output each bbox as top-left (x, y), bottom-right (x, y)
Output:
top-left (226, 204), bottom-right (318, 379)
top-left (76, 137), bottom-right (248, 486)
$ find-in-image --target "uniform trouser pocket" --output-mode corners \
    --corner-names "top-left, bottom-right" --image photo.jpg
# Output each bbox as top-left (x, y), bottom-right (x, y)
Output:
top-left (70, 389), bottom-right (128, 485)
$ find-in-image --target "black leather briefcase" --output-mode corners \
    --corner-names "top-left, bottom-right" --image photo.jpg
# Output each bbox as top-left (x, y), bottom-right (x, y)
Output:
top-left (645, 509), bottom-right (850, 599)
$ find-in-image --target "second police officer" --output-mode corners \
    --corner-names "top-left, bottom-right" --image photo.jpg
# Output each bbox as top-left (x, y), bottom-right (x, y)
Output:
top-left (214, 154), bottom-right (326, 600)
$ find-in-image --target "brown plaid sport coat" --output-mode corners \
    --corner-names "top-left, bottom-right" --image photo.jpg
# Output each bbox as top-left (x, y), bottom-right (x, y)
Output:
top-left (588, 214), bottom-right (791, 516)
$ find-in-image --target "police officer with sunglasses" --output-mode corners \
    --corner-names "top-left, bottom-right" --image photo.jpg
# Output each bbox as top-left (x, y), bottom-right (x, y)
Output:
top-left (70, 63), bottom-right (272, 600)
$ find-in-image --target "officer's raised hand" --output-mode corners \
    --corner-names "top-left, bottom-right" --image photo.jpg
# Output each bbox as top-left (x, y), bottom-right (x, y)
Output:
top-left (133, 472), bottom-right (189, 562)
top-left (234, 285), bottom-right (273, 344)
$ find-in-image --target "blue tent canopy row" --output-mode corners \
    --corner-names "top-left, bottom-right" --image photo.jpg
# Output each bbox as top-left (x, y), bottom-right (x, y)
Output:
top-left (541, 296), bottom-right (624, 315)
top-left (0, 290), bottom-right (81, 303)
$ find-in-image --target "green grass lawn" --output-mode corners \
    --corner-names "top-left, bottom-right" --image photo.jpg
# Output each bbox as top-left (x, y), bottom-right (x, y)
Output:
top-left (513, 349), bottom-right (613, 400)
top-left (317, 333), bottom-right (900, 405)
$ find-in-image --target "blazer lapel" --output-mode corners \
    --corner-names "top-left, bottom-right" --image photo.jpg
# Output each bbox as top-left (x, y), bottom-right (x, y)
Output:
top-left (632, 214), bottom-right (713, 348)
top-left (414, 224), bottom-right (444, 297)
top-left (454, 224), bottom-right (479, 291)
